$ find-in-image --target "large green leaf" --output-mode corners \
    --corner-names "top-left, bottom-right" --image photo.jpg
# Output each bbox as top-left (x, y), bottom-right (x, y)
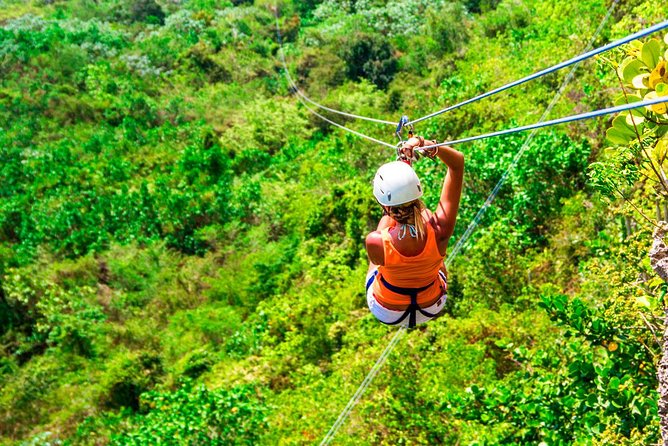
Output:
top-left (613, 93), bottom-right (642, 106)
top-left (640, 39), bottom-right (661, 69)
top-left (619, 58), bottom-right (646, 83)
top-left (606, 114), bottom-right (638, 146)
top-left (606, 127), bottom-right (634, 146)
top-left (612, 114), bottom-right (636, 135)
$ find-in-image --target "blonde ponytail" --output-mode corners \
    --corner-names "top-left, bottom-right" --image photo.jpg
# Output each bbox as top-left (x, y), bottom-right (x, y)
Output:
top-left (413, 200), bottom-right (426, 239)
top-left (387, 199), bottom-right (427, 239)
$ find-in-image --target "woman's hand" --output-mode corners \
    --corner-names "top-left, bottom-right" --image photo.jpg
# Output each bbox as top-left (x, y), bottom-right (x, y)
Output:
top-left (400, 136), bottom-right (440, 161)
top-left (400, 136), bottom-right (424, 160)
top-left (421, 141), bottom-right (439, 159)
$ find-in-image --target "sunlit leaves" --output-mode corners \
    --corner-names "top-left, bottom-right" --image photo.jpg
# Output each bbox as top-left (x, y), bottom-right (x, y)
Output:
top-left (641, 38), bottom-right (662, 70)
top-left (611, 37), bottom-right (668, 147)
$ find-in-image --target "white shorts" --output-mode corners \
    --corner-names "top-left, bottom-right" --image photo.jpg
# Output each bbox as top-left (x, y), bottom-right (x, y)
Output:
top-left (365, 268), bottom-right (447, 327)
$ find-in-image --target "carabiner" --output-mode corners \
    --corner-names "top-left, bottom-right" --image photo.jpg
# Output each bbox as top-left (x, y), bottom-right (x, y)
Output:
top-left (395, 115), bottom-right (414, 143)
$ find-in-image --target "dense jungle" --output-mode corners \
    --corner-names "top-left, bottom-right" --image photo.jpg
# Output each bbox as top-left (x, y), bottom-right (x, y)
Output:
top-left (1, 0), bottom-right (668, 444)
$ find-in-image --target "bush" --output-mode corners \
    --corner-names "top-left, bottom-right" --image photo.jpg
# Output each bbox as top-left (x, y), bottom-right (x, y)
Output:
top-left (102, 352), bottom-right (163, 411)
top-left (341, 33), bottom-right (398, 90)
top-left (449, 292), bottom-right (659, 444)
top-left (112, 382), bottom-right (269, 445)
top-left (482, 0), bottom-right (531, 38)
top-left (425, 2), bottom-right (470, 55)
top-left (463, 0), bottom-right (502, 13)
top-left (128, 0), bottom-right (165, 25)
top-left (1, 268), bottom-right (106, 359)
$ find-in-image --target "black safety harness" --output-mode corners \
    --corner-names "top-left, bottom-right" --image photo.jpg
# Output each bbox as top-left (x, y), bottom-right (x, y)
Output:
top-left (379, 275), bottom-right (440, 329)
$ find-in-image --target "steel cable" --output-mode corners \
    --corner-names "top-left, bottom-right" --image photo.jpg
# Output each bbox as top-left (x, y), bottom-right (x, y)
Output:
top-left (418, 96), bottom-right (668, 153)
top-left (407, 19), bottom-right (668, 126)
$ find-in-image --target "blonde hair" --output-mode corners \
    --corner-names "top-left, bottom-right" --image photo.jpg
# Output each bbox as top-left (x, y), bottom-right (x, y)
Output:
top-left (387, 199), bottom-right (427, 239)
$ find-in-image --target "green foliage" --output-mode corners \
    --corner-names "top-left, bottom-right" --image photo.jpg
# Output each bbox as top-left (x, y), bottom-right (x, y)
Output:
top-left (588, 145), bottom-right (640, 203)
top-left (1, 0), bottom-right (666, 444)
top-left (606, 35), bottom-right (668, 146)
top-left (110, 382), bottom-right (268, 445)
top-left (425, 3), bottom-right (470, 55)
top-left (424, 131), bottom-right (591, 251)
top-left (450, 292), bottom-right (658, 444)
top-left (341, 33), bottom-right (398, 90)
top-left (102, 351), bottom-right (164, 411)
top-left (481, 0), bottom-right (531, 38)
top-left (126, 0), bottom-right (165, 24)
top-left (2, 267), bottom-right (106, 359)
top-left (463, 0), bottom-right (502, 13)
top-left (593, 33), bottom-right (668, 239)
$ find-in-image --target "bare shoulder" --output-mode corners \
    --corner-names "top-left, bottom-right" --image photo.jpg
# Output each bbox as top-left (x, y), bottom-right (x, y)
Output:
top-left (427, 211), bottom-right (446, 237)
top-left (428, 211), bottom-right (450, 255)
top-left (365, 231), bottom-right (384, 265)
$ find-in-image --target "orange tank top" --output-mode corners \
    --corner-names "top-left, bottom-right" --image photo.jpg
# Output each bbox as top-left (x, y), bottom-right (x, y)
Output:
top-left (372, 221), bottom-right (445, 307)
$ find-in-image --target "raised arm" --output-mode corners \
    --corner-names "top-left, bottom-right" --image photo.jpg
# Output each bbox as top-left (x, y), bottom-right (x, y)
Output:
top-left (400, 137), bottom-right (464, 245)
top-left (430, 143), bottom-right (464, 241)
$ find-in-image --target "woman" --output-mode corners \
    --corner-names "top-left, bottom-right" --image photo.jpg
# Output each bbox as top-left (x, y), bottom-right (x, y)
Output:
top-left (365, 136), bottom-right (464, 328)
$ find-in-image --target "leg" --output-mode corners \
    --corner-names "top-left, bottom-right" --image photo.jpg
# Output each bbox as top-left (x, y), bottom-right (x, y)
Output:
top-left (439, 263), bottom-right (448, 292)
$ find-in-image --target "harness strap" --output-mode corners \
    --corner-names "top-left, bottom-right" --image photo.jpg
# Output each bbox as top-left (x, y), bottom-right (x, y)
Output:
top-left (379, 275), bottom-right (439, 328)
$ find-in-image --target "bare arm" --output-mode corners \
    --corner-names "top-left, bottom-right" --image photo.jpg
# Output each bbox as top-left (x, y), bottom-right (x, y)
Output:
top-left (430, 143), bottom-right (464, 241)
top-left (365, 214), bottom-right (394, 266)
top-left (400, 138), bottom-right (464, 246)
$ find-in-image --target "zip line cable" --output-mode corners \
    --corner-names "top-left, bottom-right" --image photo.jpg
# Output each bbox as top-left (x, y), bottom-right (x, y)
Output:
top-left (407, 18), bottom-right (668, 126)
top-left (282, 64), bottom-right (397, 149)
top-left (306, 4), bottom-right (665, 445)
top-left (294, 85), bottom-right (398, 126)
top-left (416, 96), bottom-right (668, 152)
top-left (298, 96), bottom-right (398, 150)
top-left (273, 12), bottom-right (397, 127)
top-left (445, 0), bottom-right (619, 266)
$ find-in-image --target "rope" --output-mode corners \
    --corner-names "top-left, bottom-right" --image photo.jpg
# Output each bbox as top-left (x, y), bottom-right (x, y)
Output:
top-left (445, 0), bottom-right (619, 266)
top-left (273, 11), bottom-right (397, 127)
top-left (293, 85), bottom-right (398, 127)
top-left (319, 327), bottom-right (407, 446)
top-left (407, 18), bottom-right (668, 126)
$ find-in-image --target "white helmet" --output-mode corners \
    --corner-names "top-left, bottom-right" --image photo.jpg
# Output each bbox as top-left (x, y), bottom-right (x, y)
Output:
top-left (373, 161), bottom-right (423, 206)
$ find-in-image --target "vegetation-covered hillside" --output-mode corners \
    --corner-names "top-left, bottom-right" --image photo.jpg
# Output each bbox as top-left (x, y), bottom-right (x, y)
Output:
top-left (1, 0), bottom-right (668, 444)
